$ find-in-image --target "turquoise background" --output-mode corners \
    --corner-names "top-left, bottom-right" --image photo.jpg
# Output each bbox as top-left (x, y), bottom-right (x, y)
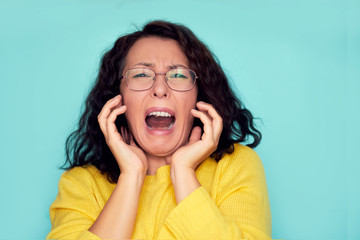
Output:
top-left (0, 0), bottom-right (359, 239)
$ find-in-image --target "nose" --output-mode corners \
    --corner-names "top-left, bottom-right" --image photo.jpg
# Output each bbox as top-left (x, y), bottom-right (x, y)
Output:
top-left (151, 73), bottom-right (169, 98)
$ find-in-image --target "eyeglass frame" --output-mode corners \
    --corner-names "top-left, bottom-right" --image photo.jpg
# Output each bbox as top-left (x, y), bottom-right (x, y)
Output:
top-left (120, 67), bottom-right (198, 92)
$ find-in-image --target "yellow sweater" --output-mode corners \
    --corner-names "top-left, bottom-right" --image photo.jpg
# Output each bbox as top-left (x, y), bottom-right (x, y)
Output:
top-left (46, 144), bottom-right (271, 240)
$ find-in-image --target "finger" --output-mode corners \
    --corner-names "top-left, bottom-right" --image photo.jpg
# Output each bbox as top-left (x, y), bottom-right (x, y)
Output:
top-left (196, 102), bottom-right (223, 138)
top-left (196, 101), bottom-right (221, 122)
top-left (106, 105), bottom-right (127, 139)
top-left (191, 109), bottom-right (213, 139)
top-left (98, 95), bottom-right (122, 123)
top-left (188, 126), bottom-right (202, 145)
top-left (98, 95), bottom-right (122, 136)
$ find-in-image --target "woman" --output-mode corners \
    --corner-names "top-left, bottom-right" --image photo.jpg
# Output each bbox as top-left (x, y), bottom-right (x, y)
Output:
top-left (46, 20), bottom-right (271, 240)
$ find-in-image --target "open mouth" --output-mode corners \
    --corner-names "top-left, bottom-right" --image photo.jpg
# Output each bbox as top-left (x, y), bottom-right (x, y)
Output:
top-left (145, 111), bottom-right (175, 130)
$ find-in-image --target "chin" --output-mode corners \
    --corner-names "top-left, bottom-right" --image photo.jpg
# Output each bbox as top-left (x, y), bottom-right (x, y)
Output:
top-left (137, 134), bottom-right (186, 157)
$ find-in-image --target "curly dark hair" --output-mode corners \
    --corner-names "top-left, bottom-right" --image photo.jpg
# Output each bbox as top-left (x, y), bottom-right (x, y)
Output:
top-left (63, 20), bottom-right (262, 183)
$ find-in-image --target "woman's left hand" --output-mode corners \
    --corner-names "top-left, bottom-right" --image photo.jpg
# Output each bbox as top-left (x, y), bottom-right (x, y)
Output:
top-left (171, 101), bottom-right (223, 170)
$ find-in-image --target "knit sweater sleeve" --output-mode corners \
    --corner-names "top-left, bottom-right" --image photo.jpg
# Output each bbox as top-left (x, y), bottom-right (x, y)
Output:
top-left (157, 144), bottom-right (272, 240)
top-left (46, 167), bottom-right (102, 240)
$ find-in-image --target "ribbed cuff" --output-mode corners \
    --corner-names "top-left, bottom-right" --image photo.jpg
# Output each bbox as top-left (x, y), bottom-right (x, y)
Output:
top-left (164, 186), bottom-right (224, 239)
top-left (78, 230), bottom-right (102, 240)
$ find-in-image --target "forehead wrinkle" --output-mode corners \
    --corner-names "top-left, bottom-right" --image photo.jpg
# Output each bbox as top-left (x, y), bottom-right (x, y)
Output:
top-left (134, 62), bottom-right (153, 67)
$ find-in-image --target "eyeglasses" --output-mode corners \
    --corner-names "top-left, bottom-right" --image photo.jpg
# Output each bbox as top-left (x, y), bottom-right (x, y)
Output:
top-left (121, 68), bottom-right (197, 92)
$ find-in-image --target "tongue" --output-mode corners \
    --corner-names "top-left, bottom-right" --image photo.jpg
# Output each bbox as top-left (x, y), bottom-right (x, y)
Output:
top-left (146, 116), bottom-right (174, 129)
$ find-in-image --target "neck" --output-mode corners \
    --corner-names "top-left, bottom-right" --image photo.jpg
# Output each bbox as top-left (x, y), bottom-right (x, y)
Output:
top-left (145, 153), bottom-right (172, 175)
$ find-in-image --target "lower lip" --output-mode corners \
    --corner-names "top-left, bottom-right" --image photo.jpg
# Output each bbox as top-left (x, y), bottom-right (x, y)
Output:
top-left (145, 123), bottom-right (175, 136)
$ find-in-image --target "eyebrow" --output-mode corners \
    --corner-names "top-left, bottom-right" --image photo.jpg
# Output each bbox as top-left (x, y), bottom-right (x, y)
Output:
top-left (133, 62), bottom-right (188, 69)
top-left (169, 64), bottom-right (188, 69)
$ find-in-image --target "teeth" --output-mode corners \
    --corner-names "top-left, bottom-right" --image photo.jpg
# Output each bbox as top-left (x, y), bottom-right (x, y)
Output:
top-left (148, 111), bottom-right (173, 117)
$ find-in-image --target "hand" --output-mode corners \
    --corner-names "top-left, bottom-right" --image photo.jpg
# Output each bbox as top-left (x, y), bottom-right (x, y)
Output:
top-left (97, 95), bottom-right (148, 176)
top-left (171, 101), bottom-right (223, 170)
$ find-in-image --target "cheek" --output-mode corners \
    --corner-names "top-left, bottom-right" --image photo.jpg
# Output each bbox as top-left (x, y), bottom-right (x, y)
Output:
top-left (124, 98), bottom-right (139, 119)
top-left (181, 92), bottom-right (197, 122)
top-left (187, 90), bottom-right (198, 110)
top-left (121, 92), bottom-right (140, 128)
top-left (121, 84), bottom-right (135, 110)
top-left (185, 90), bottom-right (198, 125)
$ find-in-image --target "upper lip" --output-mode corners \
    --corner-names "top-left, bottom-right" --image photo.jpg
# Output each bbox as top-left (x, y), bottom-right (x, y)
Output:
top-left (145, 107), bottom-right (175, 118)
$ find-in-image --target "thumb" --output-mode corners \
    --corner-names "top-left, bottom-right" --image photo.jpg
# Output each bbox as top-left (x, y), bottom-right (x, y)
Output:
top-left (188, 126), bottom-right (202, 145)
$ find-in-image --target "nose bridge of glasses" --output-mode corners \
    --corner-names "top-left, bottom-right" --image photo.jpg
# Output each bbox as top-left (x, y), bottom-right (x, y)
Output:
top-left (153, 72), bottom-right (167, 79)
top-left (152, 72), bottom-right (169, 87)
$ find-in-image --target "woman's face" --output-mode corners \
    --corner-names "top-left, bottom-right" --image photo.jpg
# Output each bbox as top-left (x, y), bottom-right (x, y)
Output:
top-left (120, 37), bottom-right (198, 157)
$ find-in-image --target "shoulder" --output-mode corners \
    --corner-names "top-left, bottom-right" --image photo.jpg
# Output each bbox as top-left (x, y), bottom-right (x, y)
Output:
top-left (48, 165), bottom-right (108, 235)
top-left (214, 143), bottom-right (267, 189)
top-left (62, 164), bottom-right (102, 181)
top-left (219, 143), bottom-right (263, 172)
top-left (199, 143), bottom-right (264, 179)
top-left (59, 165), bottom-right (110, 193)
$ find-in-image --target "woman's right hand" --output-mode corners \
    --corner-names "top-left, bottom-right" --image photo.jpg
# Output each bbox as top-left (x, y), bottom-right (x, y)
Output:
top-left (97, 95), bottom-right (148, 176)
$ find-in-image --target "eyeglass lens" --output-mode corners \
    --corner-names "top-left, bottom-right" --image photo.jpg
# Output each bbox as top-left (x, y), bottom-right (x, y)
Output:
top-left (124, 68), bottom-right (196, 91)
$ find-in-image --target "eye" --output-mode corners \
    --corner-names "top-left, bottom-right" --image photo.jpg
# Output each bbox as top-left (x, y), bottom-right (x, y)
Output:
top-left (168, 69), bottom-right (191, 80)
top-left (170, 73), bottom-right (187, 79)
top-left (133, 73), bottom-right (151, 78)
